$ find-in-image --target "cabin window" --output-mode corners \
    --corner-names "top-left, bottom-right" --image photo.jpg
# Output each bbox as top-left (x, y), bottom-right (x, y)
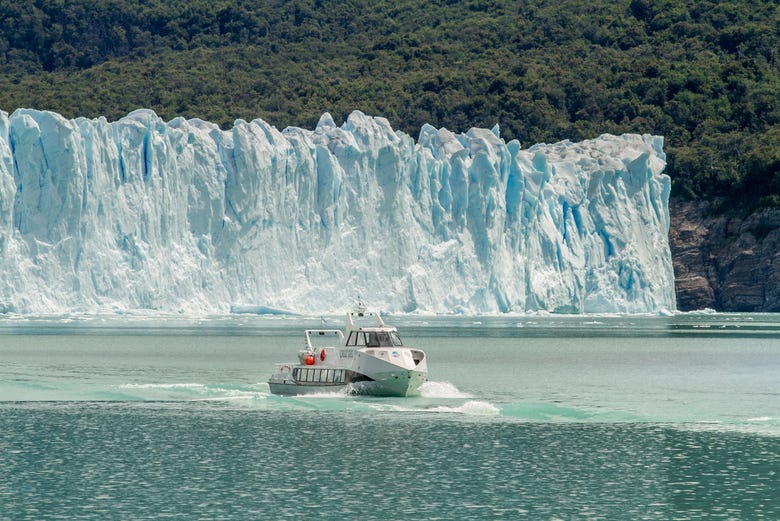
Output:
top-left (347, 331), bottom-right (367, 346)
top-left (367, 331), bottom-right (398, 347)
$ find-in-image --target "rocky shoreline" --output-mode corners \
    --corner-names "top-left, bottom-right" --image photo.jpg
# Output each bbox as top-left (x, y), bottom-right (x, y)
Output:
top-left (669, 197), bottom-right (780, 312)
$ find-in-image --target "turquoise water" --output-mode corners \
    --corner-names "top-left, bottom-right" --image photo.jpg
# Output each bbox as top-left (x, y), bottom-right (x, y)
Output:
top-left (1, 313), bottom-right (778, 520)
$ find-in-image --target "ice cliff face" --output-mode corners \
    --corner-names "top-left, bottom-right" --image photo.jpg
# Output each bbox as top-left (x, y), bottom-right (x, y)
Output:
top-left (0, 108), bottom-right (674, 314)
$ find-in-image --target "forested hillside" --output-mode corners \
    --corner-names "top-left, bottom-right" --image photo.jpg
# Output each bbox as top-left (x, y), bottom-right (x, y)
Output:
top-left (0, 0), bottom-right (777, 206)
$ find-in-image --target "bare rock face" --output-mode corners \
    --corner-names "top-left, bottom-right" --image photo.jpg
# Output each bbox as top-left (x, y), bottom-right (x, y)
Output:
top-left (670, 198), bottom-right (780, 311)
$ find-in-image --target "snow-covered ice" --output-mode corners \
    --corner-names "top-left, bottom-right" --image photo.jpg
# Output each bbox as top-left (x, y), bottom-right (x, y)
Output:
top-left (0, 109), bottom-right (675, 314)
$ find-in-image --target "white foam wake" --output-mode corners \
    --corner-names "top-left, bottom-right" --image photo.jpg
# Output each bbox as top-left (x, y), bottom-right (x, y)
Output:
top-left (419, 381), bottom-right (473, 399)
top-left (120, 383), bottom-right (206, 390)
top-left (427, 401), bottom-right (501, 416)
top-left (118, 382), bottom-right (269, 402)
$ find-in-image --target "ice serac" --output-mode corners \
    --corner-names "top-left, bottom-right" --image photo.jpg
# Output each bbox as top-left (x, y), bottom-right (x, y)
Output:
top-left (0, 108), bottom-right (675, 314)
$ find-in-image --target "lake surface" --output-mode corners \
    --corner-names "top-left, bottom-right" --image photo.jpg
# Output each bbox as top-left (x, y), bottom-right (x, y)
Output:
top-left (1, 312), bottom-right (778, 520)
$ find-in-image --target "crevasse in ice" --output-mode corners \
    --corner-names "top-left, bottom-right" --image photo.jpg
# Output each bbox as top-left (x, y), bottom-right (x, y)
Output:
top-left (0, 108), bottom-right (674, 314)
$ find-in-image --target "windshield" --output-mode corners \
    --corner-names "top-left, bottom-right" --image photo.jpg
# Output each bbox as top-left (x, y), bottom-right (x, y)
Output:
top-left (348, 330), bottom-right (404, 347)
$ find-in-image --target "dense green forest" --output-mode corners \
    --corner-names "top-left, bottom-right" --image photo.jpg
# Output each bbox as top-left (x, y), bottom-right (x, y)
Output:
top-left (0, 0), bottom-right (777, 206)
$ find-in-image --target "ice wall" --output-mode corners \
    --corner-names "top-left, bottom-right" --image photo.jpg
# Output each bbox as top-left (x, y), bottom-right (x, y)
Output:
top-left (0, 108), bottom-right (675, 314)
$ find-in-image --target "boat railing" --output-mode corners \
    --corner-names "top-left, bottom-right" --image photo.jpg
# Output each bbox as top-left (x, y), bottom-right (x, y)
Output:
top-left (272, 363), bottom-right (293, 375)
top-left (346, 310), bottom-right (385, 328)
top-left (304, 329), bottom-right (344, 349)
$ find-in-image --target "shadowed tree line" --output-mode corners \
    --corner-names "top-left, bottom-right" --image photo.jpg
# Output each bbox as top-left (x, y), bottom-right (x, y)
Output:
top-left (0, 0), bottom-right (777, 207)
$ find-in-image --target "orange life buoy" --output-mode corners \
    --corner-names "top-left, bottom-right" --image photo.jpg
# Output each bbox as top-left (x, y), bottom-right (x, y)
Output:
top-left (305, 355), bottom-right (315, 365)
top-left (320, 349), bottom-right (326, 361)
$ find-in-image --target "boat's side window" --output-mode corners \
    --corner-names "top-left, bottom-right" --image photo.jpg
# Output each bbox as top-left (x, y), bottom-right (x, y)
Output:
top-left (366, 332), bottom-right (380, 347)
top-left (347, 332), bottom-right (367, 346)
top-left (390, 331), bottom-right (403, 346)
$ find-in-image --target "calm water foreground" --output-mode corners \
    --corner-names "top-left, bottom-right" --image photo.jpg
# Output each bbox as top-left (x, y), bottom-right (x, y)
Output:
top-left (0, 312), bottom-right (778, 520)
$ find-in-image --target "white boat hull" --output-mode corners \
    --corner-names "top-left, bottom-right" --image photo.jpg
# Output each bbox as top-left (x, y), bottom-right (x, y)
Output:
top-left (347, 369), bottom-right (428, 397)
top-left (268, 367), bottom-right (427, 397)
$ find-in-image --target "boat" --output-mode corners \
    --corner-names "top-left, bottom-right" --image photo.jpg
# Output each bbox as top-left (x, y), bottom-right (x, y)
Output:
top-left (268, 305), bottom-right (428, 396)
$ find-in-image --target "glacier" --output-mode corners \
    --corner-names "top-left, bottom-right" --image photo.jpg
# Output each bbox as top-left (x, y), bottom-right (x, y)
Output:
top-left (0, 108), bottom-right (675, 314)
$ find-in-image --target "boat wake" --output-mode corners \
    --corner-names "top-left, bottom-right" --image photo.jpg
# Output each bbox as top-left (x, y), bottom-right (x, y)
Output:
top-left (419, 381), bottom-right (473, 399)
top-left (260, 380), bottom-right (474, 402)
top-left (117, 379), bottom-right (480, 404)
top-left (424, 400), bottom-right (501, 416)
top-left (118, 382), bottom-right (269, 402)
